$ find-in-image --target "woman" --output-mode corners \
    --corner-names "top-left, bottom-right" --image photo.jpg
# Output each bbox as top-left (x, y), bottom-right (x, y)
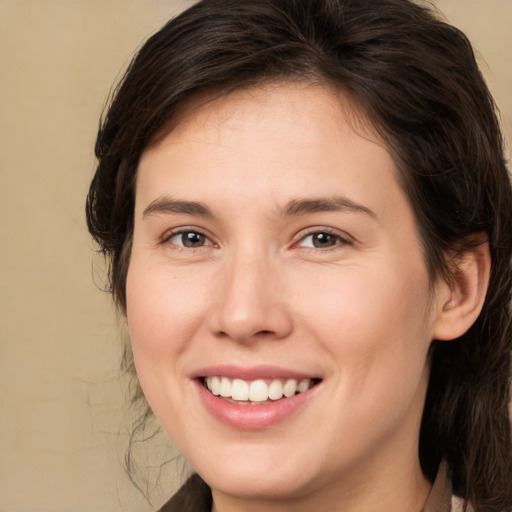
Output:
top-left (86, 0), bottom-right (512, 510)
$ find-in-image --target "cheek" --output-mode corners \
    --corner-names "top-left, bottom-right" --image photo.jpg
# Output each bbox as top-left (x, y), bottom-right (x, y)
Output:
top-left (124, 261), bottom-right (213, 422)
top-left (124, 263), bottom-right (212, 432)
top-left (301, 267), bottom-right (432, 442)
top-left (301, 263), bottom-right (430, 336)
top-left (295, 261), bottom-right (432, 387)
top-left (126, 265), bottom-right (205, 358)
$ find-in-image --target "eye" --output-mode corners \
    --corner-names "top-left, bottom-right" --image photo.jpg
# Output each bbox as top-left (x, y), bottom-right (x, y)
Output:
top-left (166, 230), bottom-right (213, 248)
top-left (296, 231), bottom-right (348, 249)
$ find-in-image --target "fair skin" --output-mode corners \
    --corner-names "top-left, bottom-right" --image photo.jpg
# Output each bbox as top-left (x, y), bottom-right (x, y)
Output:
top-left (126, 83), bottom-right (489, 512)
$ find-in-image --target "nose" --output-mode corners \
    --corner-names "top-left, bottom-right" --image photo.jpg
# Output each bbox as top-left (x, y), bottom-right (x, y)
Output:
top-left (208, 251), bottom-right (293, 343)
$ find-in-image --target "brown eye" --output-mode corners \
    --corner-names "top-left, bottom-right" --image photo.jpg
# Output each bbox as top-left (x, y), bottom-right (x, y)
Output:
top-left (297, 231), bottom-right (346, 249)
top-left (311, 233), bottom-right (337, 248)
top-left (168, 230), bottom-right (211, 248)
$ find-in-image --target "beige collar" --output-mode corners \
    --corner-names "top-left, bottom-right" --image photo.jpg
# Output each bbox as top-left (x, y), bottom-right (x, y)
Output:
top-left (422, 461), bottom-right (455, 512)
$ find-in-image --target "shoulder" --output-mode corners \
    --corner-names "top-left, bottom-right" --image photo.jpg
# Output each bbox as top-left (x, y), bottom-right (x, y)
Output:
top-left (158, 473), bottom-right (212, 512)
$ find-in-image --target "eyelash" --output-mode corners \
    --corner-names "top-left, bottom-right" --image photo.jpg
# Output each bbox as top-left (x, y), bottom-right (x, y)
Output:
top-left (293, 228), bottom-right (352, 251)
top-left (162, 229), bottom-right (214, 249)
top-left (162, 227), bottom-right (351, 252)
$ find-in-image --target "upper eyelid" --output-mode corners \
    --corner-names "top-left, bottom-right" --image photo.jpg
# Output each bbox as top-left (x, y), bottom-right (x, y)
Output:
top-left (162, 225), bottom-right (209, 237)
top-left (284, 228), bottom-right (353, 255)
top-left (293, 226), bottom-right (352, 243)
top-left (159, 225), bottom-right (353, 247)
top-left (295, 234), bottom-right (349, 250)
top-left (162, 227), bottom-right (216, 246)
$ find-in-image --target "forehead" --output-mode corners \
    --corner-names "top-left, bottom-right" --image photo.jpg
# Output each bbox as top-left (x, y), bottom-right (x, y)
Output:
top-left (150, 82), bottom-right (378, 149)
top-left (136, 83), bottom-right (398, 207)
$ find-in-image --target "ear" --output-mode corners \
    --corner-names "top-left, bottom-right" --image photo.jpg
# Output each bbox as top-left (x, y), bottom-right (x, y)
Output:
top-left (433, 236), bottom-right (491, 341)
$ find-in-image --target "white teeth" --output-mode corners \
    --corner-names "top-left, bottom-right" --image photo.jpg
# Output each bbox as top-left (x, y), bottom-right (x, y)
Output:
top-left (249, 379), bottom-right (268, 402)
top-left (231, 379), bottom-right (249, 401)
top-left (205, 377), bottom-right (313, 402)
top-left (268, 379), bottom-right (284, 400)
top-left (210, 376), bottom-right (220, 395)
top-left (219, 377), bottom-right (231, 397)
top-left (297, 379), bottom-right (310, 393)
top-left (283, 379), bottom-right (298, 397)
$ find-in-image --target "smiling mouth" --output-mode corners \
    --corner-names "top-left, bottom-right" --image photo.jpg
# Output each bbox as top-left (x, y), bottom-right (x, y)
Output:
top-left (201, 376), bottom-right (321, 405)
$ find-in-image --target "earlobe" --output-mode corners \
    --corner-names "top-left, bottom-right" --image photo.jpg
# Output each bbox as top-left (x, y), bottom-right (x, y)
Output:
top-left (433, 237), bottom-right (491, 341)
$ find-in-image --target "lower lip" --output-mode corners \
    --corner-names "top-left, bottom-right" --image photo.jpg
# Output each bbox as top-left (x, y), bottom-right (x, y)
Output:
top-left (194, 380), bottom-right (318, 430)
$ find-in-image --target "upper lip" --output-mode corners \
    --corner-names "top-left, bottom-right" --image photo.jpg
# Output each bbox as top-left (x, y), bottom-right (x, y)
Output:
top-left (190, 364), bottom-right (321, 381)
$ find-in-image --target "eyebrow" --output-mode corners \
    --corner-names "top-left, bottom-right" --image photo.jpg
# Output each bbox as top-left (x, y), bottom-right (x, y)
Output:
top-left (278, 196), bottom-right (377, 219)
top-left (142, 197), bottom-right (214, 218)
top-left (142, 195), bottom-right (376, 220)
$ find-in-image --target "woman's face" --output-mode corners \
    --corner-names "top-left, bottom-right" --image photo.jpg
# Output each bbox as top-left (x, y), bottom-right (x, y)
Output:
top-left (127, 84), bottom-right (447, 505)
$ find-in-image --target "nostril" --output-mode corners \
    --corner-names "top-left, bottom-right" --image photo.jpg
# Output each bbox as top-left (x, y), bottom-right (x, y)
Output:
top-left (209, 298), bottom-right (294, 342)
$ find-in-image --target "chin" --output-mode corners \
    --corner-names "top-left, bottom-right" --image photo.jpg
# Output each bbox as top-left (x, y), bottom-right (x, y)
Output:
top-left (186, 445), bottom-right (330, 502)
top-left (203, 466), bottom-right (316, 501)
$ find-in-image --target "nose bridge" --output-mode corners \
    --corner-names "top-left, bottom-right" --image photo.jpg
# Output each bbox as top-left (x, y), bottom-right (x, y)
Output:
top-left (210, 243), bottom-right (292, 342)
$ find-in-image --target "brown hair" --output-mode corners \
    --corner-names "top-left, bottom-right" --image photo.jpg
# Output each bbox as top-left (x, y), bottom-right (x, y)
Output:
top-left (86, 0), bottom-right (512, 509)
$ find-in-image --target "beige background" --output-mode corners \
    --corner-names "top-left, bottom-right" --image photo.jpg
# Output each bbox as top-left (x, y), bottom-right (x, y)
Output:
top-left (0, 1), bottom-right (510, 511)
